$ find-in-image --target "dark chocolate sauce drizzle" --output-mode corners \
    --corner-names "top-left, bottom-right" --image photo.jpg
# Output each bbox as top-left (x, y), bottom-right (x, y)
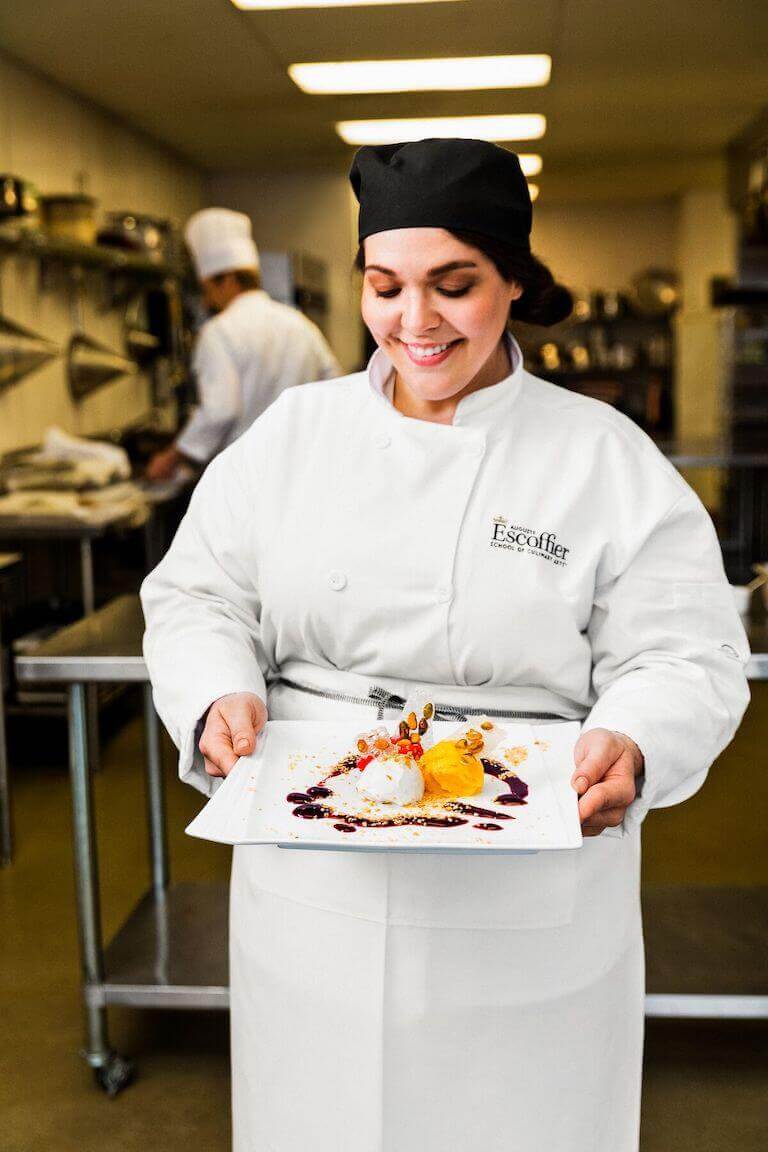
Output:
top-left (481, 758), bottom-right (529, 805)
top-left (286, 753), bottom-right (528, 835)
top-left (445, 802), bottom-right (513, 821)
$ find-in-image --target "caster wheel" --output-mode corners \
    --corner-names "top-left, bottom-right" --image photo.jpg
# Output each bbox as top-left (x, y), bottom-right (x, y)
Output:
top-left (94, 1052), bottom-right (135, 1096)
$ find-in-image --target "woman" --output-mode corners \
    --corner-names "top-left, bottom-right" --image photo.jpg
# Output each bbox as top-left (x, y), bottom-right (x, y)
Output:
top-left (141, 139), bottom-right (749, 1152)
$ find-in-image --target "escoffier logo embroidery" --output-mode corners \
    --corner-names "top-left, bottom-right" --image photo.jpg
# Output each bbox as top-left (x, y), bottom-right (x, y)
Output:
top-left (490, 515), bottom-right (570, 566)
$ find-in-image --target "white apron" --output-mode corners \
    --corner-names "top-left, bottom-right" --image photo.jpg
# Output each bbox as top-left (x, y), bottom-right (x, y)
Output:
top-left (140, 336), bottom-right (748, 1150)
top-left (229, 673), bottom-right (644, 1152)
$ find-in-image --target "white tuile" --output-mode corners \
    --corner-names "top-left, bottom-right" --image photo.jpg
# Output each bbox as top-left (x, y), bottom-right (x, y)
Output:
top-left (448, 716), bottom-right (506, 755)
top-left (398, 686), bottom-right (436, 749)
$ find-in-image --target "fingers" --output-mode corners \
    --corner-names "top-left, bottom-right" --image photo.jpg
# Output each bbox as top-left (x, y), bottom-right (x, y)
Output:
top-left (571, 728), bottom-right (622, 794)
top-left (220, 695), bottom-right (260, 756)
top-left (582, 806), bottom-right (628, 836)
top-left (570, 729), bottom-right (637, 836)
top-left (578, 771), bottom-right (636, 824)
top-left (198, 692), bottom-right (267, 778)
top-left (199, 722), bottom-right (239, 778)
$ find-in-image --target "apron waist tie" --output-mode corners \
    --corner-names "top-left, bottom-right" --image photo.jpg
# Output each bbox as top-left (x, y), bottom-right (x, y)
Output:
top-left (276, 676), bottom-right (566, 723)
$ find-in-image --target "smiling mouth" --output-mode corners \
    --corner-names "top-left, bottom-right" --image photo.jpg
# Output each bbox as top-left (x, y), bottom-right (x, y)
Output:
top-left (400, 339), bottom-right (463, 365)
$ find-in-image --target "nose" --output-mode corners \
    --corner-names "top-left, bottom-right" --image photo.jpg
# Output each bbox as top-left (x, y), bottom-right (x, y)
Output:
top-left (400, 288), bottom-right (440, 336)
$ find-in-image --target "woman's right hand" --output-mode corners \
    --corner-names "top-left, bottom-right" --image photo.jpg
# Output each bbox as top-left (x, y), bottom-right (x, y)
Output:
top-left (199, 692), bottom-right (268, 779)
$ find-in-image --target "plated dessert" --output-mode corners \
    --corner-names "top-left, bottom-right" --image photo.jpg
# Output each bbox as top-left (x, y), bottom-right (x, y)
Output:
top-left (284, 693), bottom-right (530, 837)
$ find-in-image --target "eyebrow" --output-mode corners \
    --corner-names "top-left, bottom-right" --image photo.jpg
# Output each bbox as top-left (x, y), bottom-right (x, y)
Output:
top-left (364, 261), bottom-right (478, 278)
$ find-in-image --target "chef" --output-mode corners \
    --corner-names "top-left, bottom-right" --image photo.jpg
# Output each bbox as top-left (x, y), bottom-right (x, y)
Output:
top-left (146, 207), bottom-right (340, 480)
top-left (141, 140), bottom-right (750, 1151)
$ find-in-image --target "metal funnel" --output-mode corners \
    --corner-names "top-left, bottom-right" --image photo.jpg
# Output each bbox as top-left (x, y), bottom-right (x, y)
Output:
top-left (0, 314), bottom-right (60, 393)
top-left (67, 333), bottom-right (138, 401)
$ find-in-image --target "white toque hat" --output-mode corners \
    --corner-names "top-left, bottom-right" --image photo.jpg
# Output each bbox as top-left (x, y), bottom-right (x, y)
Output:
top-left (184, 208), bottom-right (260, 280)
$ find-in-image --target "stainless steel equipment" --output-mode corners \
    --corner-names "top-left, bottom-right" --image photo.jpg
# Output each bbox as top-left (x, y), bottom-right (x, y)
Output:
top-left (97, 212), bottom-right (176, 261)
top-left (15, 595), bottom-right (228, 1093)
top-left (67, 332), bottom-right (138, 401)
top-left (0, 175), bottom-right (38, 221)
top-left (0, 314), bottom-right (60, 393)
top-left (0, 552), bottom-right (22, 867)
top-left (629, 268), bottom-right (680, 317)
top-left (259, 250), bottom-right (330, 335)
top-left (39, 194), bottom-right (98, 245)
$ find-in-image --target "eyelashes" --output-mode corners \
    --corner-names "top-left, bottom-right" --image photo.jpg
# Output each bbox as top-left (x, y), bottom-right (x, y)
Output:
top-left (374, 286), bottom-right (472, 299)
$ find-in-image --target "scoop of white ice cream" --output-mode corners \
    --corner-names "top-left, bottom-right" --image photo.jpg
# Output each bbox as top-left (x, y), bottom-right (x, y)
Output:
top-left (356, 754), bottom-right (424, 805)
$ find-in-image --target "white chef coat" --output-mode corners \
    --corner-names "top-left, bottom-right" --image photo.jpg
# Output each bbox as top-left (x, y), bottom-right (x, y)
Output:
top-left (141, 333), bottom-right (749, 1152)
top-left (176, 289), bottom-right (340, 464)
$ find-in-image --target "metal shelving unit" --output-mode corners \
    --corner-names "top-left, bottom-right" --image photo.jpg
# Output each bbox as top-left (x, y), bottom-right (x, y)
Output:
top-left (0, 222), bottom-right (180, 280)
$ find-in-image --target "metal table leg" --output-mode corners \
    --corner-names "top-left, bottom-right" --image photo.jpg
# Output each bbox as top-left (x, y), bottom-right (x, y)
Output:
top-left (0, 611), bottom-right (11, 866)
top-left (143, 683), bottom-right (168, 895)
top-left (68, 682), bottom-right (133, 1094)
top-left (79, 537), bottom-right (100, 772)
top-left (737, 468), bottom-right (755, 577)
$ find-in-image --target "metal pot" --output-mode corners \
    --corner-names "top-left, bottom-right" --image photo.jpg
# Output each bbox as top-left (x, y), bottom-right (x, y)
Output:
top-left (99, 212), bottom-right (172, 257)
top-left (0, 175), bottom-right (37, 220)
top-left (629, 269), bottom-right (680, 316)
top-left (39, 194), bottom-right (98, 245)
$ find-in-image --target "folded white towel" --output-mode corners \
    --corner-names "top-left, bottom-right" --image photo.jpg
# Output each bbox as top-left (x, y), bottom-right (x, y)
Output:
top-left (33, 426), bottom-right (131, 481)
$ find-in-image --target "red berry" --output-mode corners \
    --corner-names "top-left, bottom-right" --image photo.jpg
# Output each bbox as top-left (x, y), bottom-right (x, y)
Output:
top-left (357, 754), bottom-right (373, 771)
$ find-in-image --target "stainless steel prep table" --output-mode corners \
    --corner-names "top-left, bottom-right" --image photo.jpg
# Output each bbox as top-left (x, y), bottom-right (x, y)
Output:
top-left (14, 595), bottom-right (768, 1093)
top-left (0, 482), bottom-right (190, 773)
top-left (0, 510), bottom-right (141, 616)
top-left (0, 551), bottom-right (23, 865)
top-left (15, 594), bottom-right (227, 1095)
top-left (644, 615), bottom-right (768, 1021)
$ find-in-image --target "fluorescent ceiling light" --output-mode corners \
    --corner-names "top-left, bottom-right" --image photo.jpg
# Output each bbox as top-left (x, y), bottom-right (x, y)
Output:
top-left (290, 55), bottom-right (551, 95)
top-left (528, 183), bottom-right (540, 202)
top-left (519, 155), bottom-right (542, 178)
top-left (232, 1), bottom-right (462, 9)
top-left (336, 115), bottom-right (546, 145)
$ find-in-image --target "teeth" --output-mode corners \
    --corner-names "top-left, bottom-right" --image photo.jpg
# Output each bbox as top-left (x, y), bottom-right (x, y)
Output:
top-left (407, 342), bottom-right (450, 359)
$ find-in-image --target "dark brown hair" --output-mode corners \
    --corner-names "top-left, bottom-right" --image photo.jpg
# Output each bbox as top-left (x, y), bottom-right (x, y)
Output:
top-left (355, 231), bottom-right (571, 327)
top-left (211, 268), bottom-right (261, 291)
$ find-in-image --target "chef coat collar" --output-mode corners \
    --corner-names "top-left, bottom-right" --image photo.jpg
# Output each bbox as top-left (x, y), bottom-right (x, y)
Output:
top-left (367, 332), bottom-right (524, 427)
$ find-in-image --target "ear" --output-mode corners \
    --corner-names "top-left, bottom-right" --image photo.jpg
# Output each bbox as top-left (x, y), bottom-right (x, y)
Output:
top-left (509, 281), bottom-right (523, 302)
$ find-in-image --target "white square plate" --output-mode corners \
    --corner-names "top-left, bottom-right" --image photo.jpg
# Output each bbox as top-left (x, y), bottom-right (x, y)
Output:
top-left (186, 720), bottom-right (583, 853)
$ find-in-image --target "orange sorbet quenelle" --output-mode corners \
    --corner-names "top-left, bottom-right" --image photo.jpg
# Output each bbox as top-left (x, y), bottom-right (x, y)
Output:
top-left (419, 739), bottom-right (484, 798)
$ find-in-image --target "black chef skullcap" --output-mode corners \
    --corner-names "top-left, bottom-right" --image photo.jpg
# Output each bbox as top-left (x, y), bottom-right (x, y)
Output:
top-left (349, 138), bottom-right (532, 249)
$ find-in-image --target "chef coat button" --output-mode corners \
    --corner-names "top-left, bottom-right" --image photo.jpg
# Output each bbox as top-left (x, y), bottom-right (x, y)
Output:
top-left (374, 432), bottom-right (391, 449)
top-left (436, 584), bottom-right (453, 604)
top-left (328, 570), bottom-right (347, 591)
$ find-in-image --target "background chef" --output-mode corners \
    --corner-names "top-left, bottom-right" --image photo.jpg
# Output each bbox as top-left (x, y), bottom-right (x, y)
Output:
top-left (146, 207), bottom-right (340, 479)
top-left (142, 140), bottom-right (750, 1152)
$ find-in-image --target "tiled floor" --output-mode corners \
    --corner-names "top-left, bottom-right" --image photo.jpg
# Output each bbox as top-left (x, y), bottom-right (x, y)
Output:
top-left (1, 686), bottom-right (767, 1151)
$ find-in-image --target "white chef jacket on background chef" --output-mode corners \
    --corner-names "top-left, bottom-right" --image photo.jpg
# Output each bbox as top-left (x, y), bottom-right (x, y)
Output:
top-left (142, 333), bottom-right (749, 1152)
top-left (177, 206), bottom-right (340, 465)
top-left (175, 288), bottom-right (340, 463)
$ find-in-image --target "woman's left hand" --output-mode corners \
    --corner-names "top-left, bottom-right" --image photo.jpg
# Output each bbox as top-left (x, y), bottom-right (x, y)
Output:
top-left (570, 728), bottom-right (644, 836)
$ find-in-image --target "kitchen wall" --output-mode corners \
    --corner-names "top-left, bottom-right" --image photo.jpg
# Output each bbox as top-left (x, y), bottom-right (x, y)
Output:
top-left (532, 200), bottom-right (678, 289)
top-left (0, 49), bottom-right (203, 454)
